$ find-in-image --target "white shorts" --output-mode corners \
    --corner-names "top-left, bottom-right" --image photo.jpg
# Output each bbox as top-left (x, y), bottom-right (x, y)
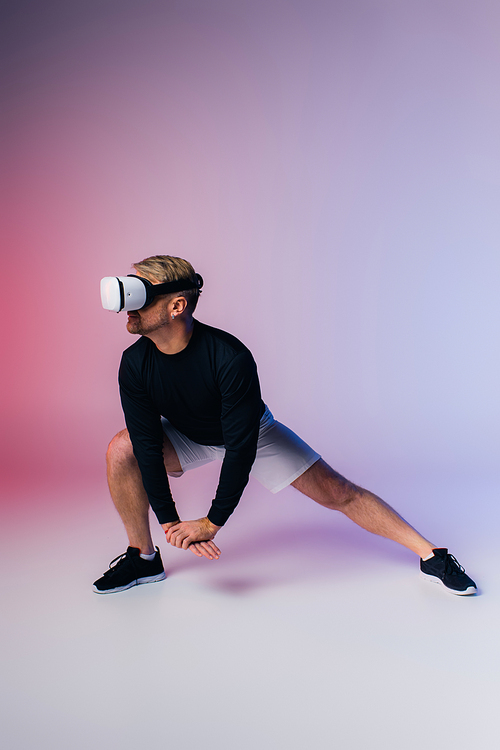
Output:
top-left (161, 405), bottom-right (321, 493)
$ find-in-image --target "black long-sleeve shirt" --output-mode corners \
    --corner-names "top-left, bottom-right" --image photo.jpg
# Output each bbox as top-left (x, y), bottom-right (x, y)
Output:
top-left (118, 320), bottom-right (265, 526)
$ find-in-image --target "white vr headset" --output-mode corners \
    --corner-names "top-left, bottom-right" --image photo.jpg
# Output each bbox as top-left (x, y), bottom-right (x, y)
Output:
top-left (100, 273), bottom-right (203, 312)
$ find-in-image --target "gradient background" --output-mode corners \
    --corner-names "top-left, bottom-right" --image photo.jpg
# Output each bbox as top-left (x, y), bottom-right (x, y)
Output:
top-left (1, 1), bottom-right (499, 748)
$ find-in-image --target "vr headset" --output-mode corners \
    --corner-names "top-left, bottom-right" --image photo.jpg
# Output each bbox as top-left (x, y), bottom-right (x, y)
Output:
top-left (100, 274), bottom-right (203, 312)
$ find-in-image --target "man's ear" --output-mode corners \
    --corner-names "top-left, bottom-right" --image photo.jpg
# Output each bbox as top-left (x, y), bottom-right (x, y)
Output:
top-left (172, 295), bottom-right (188, 314)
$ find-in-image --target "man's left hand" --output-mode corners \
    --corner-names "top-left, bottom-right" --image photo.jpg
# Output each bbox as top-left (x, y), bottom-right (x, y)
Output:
top-left (164, 517), bottom-right (222, 558)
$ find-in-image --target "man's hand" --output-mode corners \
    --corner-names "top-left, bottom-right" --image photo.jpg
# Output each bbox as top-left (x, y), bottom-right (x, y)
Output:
top-left (162, 518), bottom-right (222, 560)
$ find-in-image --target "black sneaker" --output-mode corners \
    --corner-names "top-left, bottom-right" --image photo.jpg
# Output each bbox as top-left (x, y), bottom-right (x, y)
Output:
top-left (420, 548), bottom-right (477, 595)
top-left (93, 546), bottom-right (166, 594)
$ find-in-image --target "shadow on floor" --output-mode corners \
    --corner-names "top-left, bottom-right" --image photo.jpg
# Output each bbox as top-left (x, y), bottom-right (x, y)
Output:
top-left (164, 518), bottom-right (414, 594)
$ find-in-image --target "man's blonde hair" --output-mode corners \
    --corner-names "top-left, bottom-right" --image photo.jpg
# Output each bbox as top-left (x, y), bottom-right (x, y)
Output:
top-left (132, 255), bottom-right (201, 312)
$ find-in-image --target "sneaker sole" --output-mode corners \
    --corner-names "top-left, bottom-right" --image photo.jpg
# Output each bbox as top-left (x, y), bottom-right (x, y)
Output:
top-left (420, 571), bottom-right (476, 596)
top-left (93, 571), bottom-right (166, 594)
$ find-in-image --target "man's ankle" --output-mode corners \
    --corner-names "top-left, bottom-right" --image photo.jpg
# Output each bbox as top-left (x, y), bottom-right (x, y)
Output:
top-left (129, 542), bottom-right (155, 557)
top-left (139, 549), bottom-right (156, 560)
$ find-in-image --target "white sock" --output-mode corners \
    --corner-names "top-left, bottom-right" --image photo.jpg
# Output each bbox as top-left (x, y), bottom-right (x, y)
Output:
top-left (422, 551), bottom-right (435, 561)
top-left (140, 551), bottom-right (156, 561)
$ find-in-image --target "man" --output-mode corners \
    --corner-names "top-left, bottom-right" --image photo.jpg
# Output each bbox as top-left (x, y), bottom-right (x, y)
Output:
top-left (94, 255), bottom-right (477, 596)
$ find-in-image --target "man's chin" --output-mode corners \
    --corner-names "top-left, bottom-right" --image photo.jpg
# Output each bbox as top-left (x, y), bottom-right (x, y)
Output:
top-left (126, 320), bottom-right (142, 334)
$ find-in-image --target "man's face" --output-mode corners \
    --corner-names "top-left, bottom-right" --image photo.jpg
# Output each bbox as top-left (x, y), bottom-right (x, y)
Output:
top-left (126, 275), bottom-right (172, 336)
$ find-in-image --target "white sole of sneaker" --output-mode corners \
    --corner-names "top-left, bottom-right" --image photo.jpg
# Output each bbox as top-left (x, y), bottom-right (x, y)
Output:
top-left (93, 571), bottom-right (166, 594)
top-left (420, 571), bottom-right (476, 595)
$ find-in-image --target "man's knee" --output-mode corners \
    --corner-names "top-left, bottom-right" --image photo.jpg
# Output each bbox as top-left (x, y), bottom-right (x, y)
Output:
top-left (294, 459), bottom-right (362, 510)
top-left (106, 429), bottom-right (136, 469)
top-left (316, 466), bottom-right (361, 510)
top-left (330, 477), bottom-right (363, 510)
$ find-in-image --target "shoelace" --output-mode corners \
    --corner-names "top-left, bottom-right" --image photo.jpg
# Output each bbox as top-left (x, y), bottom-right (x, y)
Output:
top-left (445, 554), bottom-right (466, 576)
top-left (103, 551), bottom-right (131, 577)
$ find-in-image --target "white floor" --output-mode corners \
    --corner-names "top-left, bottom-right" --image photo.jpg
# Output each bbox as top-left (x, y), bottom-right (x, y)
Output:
top-left (1, 466), bottom-right (498, 750)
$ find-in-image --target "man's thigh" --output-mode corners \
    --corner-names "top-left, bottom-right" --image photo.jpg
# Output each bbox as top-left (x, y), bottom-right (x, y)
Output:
top-left (163, 433), bottom-right (183, 475)
top-left (251, 413), bottom-right (321, 493)
top-left (160, 407), bottom-right (322, 492)
top-left (109, 427), bottom-right (182, 475)
top-left (160, 417), bottom-right (224, 476)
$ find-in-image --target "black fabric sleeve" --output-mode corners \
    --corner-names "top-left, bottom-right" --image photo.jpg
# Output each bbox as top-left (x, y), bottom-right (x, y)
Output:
top-left (207, 350), bottom-right (262, 527)
top-left (118, 355), bottom-right (180, 524)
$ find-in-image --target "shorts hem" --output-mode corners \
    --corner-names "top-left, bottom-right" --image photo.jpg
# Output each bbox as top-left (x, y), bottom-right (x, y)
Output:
top-left (267, 454), bottom-right (321, 494)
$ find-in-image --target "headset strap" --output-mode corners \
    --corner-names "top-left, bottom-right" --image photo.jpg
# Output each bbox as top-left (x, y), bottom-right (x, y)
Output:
top-left (127, 273), bottom-right (203, 296)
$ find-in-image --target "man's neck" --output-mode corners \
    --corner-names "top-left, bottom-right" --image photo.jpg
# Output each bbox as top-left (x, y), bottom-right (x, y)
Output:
top-left (145, 317), bottom-right (195, 355)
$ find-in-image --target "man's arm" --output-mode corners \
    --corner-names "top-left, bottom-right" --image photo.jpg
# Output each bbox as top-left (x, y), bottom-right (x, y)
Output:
top-left (119, 354), bottom-right (180, 524)
top-left (163, 348), bottom-right (262, 553)
top-left (207, 348), bottom-right (262, 525)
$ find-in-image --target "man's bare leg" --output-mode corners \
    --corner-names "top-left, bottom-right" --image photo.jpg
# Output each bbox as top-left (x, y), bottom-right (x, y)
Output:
top-left (106, 429), bottom-right (182, 555)
top-left (291, 459), bottom-right (435, 558)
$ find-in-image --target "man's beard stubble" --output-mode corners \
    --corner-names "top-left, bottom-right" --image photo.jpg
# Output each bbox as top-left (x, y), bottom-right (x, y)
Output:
top-left (126, 307), bottom-right (170, 336)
